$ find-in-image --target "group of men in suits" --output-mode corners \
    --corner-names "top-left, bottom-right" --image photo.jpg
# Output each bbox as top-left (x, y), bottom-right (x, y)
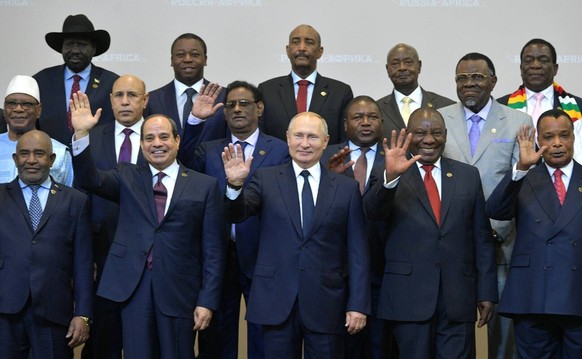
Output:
top-left (3, 9), bottom-right (582, 359)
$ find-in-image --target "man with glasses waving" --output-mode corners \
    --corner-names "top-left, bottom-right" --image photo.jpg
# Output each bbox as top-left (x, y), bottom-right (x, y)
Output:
top-left (438, 52), bottom-right (533, 359)
top-left (0, 75), bottom-right (73, 186)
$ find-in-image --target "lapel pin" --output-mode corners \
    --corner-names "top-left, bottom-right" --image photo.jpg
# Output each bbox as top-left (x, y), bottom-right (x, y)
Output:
top-left (94, 78), bottom-right (100, 84)
top-left (446, 172), bottom-right (453, 178)
top-left (578, 187), bottom-right (582, 192)
top-left (51, 189), bottom-right (57, 195)
top-left (259, 150), bottom-right (266, 156)
top-left (427, 102), bottom-right (434, 108)
top-left (491, 128), bottom-right (497, 134)
top-left (320, 91), bottom-right (327, 97)
top-left (181, 172), bottom-right (188, 177)
top-left (380, 151), bottom-right (385, 155)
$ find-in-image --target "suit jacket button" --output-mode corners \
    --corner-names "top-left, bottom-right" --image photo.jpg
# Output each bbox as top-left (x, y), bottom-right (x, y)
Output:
top-left (572, 265), bottom-right (577, 271)
top-left (535, 219), bottom-right (541, 223)
top-left (435, 262), bottom-right (440, 268)
top-left (32, 240), bottom-right (37, 245)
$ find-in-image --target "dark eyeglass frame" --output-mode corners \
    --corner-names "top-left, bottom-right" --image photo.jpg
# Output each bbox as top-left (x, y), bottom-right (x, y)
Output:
top-left (224, 99), bottom-right (256, 110)
top-left (4, 100), bottom-right (38, 110)
top-left (454, 73), bottom-right (491, 83)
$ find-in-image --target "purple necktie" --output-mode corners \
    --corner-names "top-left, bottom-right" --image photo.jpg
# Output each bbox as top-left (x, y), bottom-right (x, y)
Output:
top-left (67, 75), bottom-right (81, 132)
top-left (118, 128), bottom-right (133, 163)
top-left (468, 114), bottom-right (482, 157)
top-left (147, 172), bottom-right (167, 269)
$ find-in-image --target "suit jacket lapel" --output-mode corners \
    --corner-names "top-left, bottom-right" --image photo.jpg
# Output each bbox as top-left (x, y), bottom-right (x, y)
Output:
top-left (139, 165), bottom-right (160, 226)
top-left (446, 104), bottom-right (474, 164)
top-left (247, 134), bottom-right (272, 185)
top-left (163, 81), bottom-right (181, 122)
top-left (279, 75), bottom-right (298, 120)
top-left (529, 165), bottom-right (561, 223)
top-left (403, 165), bottom-right (439, 226)
top-left (6, 179), bottom-right (33, 230)
top-left (306, 166), bottom-right (337, 242)
top-left (551, 163), bottom-right (582, 234)
top-left (439, 159), bottom-right (455, 226)
top-left (277, 163), bottom-right (303, 240)
top-left (35, 181), bottom-right (63, 232)
top-left (473, 101), bottom-right (505, 162)
top-left (101, 123), bottom-right (118, 165)
top-left (164, 166), bottom-right (191, 223)
top-left (309, 74), bottom-right (329, 114)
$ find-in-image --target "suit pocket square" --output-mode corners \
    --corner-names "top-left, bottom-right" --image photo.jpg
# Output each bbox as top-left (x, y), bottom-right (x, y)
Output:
top-left (492, 138), bottom-right (513, 143)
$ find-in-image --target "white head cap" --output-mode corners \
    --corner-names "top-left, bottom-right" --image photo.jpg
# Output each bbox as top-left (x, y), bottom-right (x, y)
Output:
top-left (5, 75), bottom-right (40, 103)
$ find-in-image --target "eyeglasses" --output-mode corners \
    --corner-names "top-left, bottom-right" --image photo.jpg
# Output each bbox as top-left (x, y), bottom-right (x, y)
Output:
top-left (4, 100), bottom-right (38, 110)
top-left (454, 73), bottom-right (491, 83)
top-left (224, 99), bottom-right (255, 110)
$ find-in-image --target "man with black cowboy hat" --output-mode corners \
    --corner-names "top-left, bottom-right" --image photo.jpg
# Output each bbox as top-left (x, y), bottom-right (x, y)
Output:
top-left (34, 14), bottom-right (118, 147)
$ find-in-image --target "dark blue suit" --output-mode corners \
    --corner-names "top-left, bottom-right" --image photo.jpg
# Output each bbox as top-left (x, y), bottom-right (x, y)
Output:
top-left (192, 132), bottom-right (289, 359)
top-left (33, 64), bottom-right (118, 146)
top-left (145, 80), bottom-right (228, 146)
top-left (364, 158), bottom-right (498, 358)
top-left (258, 73), bottom-right (353, 144)
top-left (321, 143), bottom-right (393, 359)
top-left (226, 162), bottom-right (371, 359)
top-left (486, 162), bottom-right (582, 358)
top-left (73, 147), bottom-right (225, 358)
top-left (0, 179), bottom-right (93, 358)
top-left (80, 122), bottom-right (145, 359)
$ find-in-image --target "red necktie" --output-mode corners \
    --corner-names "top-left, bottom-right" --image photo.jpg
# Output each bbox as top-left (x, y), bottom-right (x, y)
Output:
top-left (118, 128), bottom-right (133, 163)
top-left (421, 164), bottom-right (441, 225)
top-left (147, 172), bottom-right (167, 269)
top-left (553, 168), bottom-right (566, 206)
top-left (67, 75), bottom-right (81, 132)
top-left (296, 80), bottom-right (309, 113)
top-left (354, 147), bottom-right (369, 194)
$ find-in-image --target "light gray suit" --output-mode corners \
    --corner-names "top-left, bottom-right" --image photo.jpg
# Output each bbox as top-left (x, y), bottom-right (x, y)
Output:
top-left (439, 98), bottom-right (533, 359)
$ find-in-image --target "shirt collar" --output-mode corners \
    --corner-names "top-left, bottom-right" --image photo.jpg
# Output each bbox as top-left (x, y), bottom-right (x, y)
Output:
top-left (393, 86), bottom-right (422, 105)
top-left (292, 160), bottom-right (321, 180)
top-left (115, 118), bottom-right (144, 137)
top-left (525, 84), bottom-right (554, 102)
top-left (18, 176), bottom-right (52, 190)
top-left (291, 71), bottom-right (318, 85)
top-left (415, 157), bottom-right (442, 172)
top-left (464, 97), bottom-right (493, 121)
top-left (174, 78), bottom-right (204, 97)
top-left (545, 160), bottom-right (574, 178)
top-left (149, 160), bottom-right (180, 179)
top-left (65, 64), bottom-right (92, 80)
top-left (348, 141), bottom-right (378, 154)
top-left (231, 128), bottom-right (260, 147)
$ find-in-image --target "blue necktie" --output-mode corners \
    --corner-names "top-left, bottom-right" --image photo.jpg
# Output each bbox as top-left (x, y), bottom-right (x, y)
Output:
top-left (28, 185), bottom-right (42, 231)
top-left (235, 141), bottom-right (248, 161)
top-left (468, 114), bottom-right (482, 156)
top-left (300, 170), bottom-right (314, 238)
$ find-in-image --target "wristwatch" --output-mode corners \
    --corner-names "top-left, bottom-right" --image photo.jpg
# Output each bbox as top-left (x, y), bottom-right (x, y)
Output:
top-left (79, 316), bottom-right (93, 326)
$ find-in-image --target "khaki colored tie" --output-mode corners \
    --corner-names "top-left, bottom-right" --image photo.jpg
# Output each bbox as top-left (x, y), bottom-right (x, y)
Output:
top-left (401, 97), bottom-right (412, 125)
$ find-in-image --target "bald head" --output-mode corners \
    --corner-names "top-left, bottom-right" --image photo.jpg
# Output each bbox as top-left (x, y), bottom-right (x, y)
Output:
top-left (13, 130), bottom-right (56, 185)
top-left (110, 74), bottom-right (149, 127)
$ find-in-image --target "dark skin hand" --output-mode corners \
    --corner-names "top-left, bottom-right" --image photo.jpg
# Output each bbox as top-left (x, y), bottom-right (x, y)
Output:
top-left (326, 146), bottom-right (354, 174)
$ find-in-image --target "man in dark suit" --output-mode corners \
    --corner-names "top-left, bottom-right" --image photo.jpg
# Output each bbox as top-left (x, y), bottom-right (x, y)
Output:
top-left (439, 52), bottom-right (534, 359)
top-left (70, 93), bottom-right (225, 358)
top-left (145, 33), bottom-right (227, 146)
top-left (0, 109), bottom-right (5, 133)
top-left (0, 130), bottom-right (93, 358)
top-left (33, 14), bottom-right (118, 146)
top-left (498, 39), bottom-right (582, 125)
top-left (322, 95), bottom-right (395, 359)
top-left (80, 74), bottom-right (148, 359)
top-left (486, 109), bottom-right (582, 359)
top-left (364, 108), bottom-right (497, 359)
top-left (186, 81), bottom-right (289, 359)
top-left (223, 111), bottom-right (370, 359)
top-left (259, 24), bottom-right (353, 144)
top-left (377, 43), bottom-right (455, 142)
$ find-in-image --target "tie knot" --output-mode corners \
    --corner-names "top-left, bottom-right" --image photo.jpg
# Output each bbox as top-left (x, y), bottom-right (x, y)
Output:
top-left (29, 184), bottom-right (40, 193)
top-left (300, 170), bottom-right (310, 179)
top-left (122, 128), bottom-right (133, 137)
top-left (421, 164), bottom-right (434, 173)
top-left (470, 114), bottom-right (482, 124)
top-left (298, 80), bottom-right (310, 87)
top-left (554, 168), bottom-right (563, 179)
top-left (534, 92), bottom-right (545, 102)
top-left (360, 147), bottom-right (370, 155)
top-left (402, 96), bottom-right (412, 104)
top-left (73, 75), bottom-right (81, 82)
top-left (185, 88), bottom-right (196, 98)
top-left (156, 172), bottom-right (166, 185)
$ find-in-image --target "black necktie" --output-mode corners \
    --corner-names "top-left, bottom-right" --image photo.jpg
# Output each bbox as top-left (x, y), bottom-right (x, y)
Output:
top-left (300, 170), bottom-right (314, 238)
top-left (182, 88), bottom-right (196, 130)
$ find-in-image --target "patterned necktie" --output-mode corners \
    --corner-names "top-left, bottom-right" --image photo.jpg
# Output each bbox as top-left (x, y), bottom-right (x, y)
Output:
top-left (118, 128), bottom-right (133, 163)
top-left (531, 92), bottom-right (545, 124)
top-left (553, 168), bottom-right (566, 206)
top-left (67, 75), bottom-right (82, 132)
top-left (296, 80), bottom-right (310, 113)
top-left (28, 185), bottom-right (43, 231)
top-left (421, 165), bottom-right (441, 225)
top-left (401, 96), bottom-right (412, 125)
top-left (300, 170), bottom-right (314, 238)
top-left (235, 140), bottom-right (248, 161)
top-left (354, 147), bottom-right (369, 194)
top-left (182, 88), bottom-right (196, 131)
top-left (148, 173), bottom-right (167, 269)
top-left (468, 114), bottom-right (482, 157)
